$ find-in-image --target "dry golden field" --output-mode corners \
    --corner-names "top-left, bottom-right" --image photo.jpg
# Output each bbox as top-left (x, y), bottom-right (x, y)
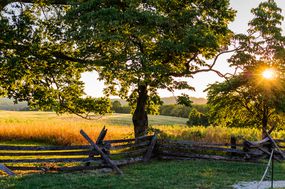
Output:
top-left (0, 111), bottom-right (284, 145)
top-left (0, 111), bottom-right (188, 145)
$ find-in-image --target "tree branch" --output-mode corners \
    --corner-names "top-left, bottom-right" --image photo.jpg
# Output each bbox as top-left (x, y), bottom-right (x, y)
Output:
top-left (168, 48), bottom-right (238, 78)
top-left (0, 42), bottom-right (107, 67)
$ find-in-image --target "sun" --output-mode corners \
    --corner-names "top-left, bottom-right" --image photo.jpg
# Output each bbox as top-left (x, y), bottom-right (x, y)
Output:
top-left (262, 69), bottom-right (276, 79)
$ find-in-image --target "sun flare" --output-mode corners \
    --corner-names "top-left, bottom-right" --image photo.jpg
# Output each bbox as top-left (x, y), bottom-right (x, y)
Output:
top-left (262, 69), bottom-right (275, 79)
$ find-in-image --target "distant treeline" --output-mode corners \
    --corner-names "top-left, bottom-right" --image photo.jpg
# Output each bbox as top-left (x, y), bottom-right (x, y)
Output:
top-left (159, 104), bottom-right (208, 118)
top-left (0, 97), bottom-right (209, 126)
top-left (0, 98), bottom-right (29, 111)
top-left (111, 96), bottom-right (207, 106)
top-left (112, 101), bottom-right (207, 117)
top-left (111, 100), bottom-right (209, 126)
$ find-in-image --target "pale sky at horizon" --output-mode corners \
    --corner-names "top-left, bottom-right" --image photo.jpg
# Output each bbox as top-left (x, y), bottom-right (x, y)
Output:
top-left (81, 0), bottom-right (285, 99)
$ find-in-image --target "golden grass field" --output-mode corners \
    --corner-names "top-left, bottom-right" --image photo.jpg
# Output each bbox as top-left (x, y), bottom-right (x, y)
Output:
top-left (0, 111), bottom-right (189, 145)
top-left (0, 111), bottom-right (284, 145)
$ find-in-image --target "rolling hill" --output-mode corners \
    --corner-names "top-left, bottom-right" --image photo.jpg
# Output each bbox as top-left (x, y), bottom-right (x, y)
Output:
top-left (111, 96), bottom-right (207, 106)
top-left (0, 96), bottom-right (207, 111)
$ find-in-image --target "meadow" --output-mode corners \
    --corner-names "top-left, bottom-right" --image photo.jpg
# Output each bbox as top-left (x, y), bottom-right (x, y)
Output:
top-left (1, 111), bottom-right (285, 188)
top-left (0, 111), bottom-right (188, 145)
top-left (0, 111), bottom-right (285, 145)
top-left (1, 159), bottom-right (285, 189)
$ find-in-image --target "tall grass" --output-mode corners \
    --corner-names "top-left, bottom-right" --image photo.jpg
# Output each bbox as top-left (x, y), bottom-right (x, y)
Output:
top-left (152, 125), bottom-right (261, 143)
top-left (0, 111), bottom-right (134, 145)
top-left (153, 125), bottom-right (285, 144)
top-left (0, 111), bottom-right (284, 145)
top-left (0, 121), bottom-right (133, 145)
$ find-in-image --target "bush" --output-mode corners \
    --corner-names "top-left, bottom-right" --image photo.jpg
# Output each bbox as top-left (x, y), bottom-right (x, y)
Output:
top-left (187, 108), bottom-right (209, 126)
top-left (160, 105), bottom-right (191, 118)
top-left (111, 100), bottom-right (131, 114)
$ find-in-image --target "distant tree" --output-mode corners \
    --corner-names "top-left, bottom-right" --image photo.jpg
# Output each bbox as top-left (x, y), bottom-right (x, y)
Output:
top-left (187, 108), bottom-right (209, 126)
top-left (159, 104), bottom-right (209, 119)
top-left (207, 0), bottom-right (285, 138)
top-left (193, 104), bottom-right (209, 115)
top-left (111, 100), bottom-right (122, 113)
top-left (117, 106), bottom-right (131, 114)
top-left (176, 94), bottom-right (193, 107)
top-left (112, 100), bottom-right (122, 110)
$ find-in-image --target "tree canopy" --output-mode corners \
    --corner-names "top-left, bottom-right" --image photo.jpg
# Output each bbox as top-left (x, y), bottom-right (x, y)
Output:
top-left (63, 0), bottom-right (235, 136)
top-left (207, 0), bottom-right (285, 137)
top-left (0, 2), bottom-right (111, 118)
top-left (1, 0), bottom-right (235, 137)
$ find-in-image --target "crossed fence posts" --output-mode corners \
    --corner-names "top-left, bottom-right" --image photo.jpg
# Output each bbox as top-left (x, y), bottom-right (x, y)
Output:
top-left (0, 126), bottom-right (157, 176)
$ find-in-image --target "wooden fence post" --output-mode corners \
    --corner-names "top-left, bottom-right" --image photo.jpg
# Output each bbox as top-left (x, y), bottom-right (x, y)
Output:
top-left (80, 129), bottom-right (123, 175)
top-left (86, 126), bottom-right (108, 166)
top-left (265, 131), bottom-right (285, 159)
top-left (96, 126), bottom-right (108, 145)
top-left (143, 135), bottom-right (157, 162)
top-left (230, 136), bottom-right (236, 156)
top-left (0, 163), bottom-right (15, 176)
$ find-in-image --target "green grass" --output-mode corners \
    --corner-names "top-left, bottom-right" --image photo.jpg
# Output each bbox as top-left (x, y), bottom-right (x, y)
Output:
top-left (101, 114), bottom-right (188, 126)
top-left (1, 160), bottom-right (285, 189)
top-left (0, 111), bottom-right (188, 126)
top-left (0, 112), bottom-right (285, 188)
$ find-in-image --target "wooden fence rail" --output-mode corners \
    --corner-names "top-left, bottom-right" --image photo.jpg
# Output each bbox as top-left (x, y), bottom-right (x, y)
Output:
top-left (156, 137), bottom-right (285, 162)
top-left (0, 127), bottom-right (156, 176)
top-left (1, 128), bottom-right (284, 176)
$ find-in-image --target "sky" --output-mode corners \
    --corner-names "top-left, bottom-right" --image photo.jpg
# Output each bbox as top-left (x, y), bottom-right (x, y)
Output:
top-left (81, 0), bottom-right (285, 99)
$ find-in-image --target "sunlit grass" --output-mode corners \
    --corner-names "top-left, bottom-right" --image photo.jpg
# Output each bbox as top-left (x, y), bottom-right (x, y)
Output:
top-left (0, 111), bottom-right (188, 145)
top-left (153, 125), bottom-right (285, 143)
top-left (153, 125), bottom-right (263, 143)
top-left (0, 111), bottom-right (284, 146)
top-left (1, 160), bottom-right (285, 189)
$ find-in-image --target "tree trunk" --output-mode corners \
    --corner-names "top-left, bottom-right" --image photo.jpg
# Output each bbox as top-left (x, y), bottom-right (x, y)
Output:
top-left (132, 85), bottom-right (148, 138)
top-left (261, 105), bottom-right (268, 139)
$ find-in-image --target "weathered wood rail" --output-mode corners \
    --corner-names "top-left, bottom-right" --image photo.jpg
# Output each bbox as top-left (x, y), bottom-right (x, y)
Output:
top-left (156, 137), bottom-right (285, 162)
top-left (1, 128), bottom-right (284, 176)
top-left (0, 127), bottom-right (157, 176)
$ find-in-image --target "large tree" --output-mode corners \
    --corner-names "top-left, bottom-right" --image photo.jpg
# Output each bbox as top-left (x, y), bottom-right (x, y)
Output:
top-left (207, 0), bottom-right (285, 138)
top-left (63, 0), bottom-right (235, 137)
top-left (1, 0), bottom-right (235, 137)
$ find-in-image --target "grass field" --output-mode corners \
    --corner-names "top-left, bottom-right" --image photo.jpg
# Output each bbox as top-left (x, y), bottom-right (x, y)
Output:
top-left (1, 111), bottom-right (285, 188)
top-left (0, 111), bottom-right (188, 145)
top-left (0, 111), bottom-right (189, 126)
top-left (1, 159), bottom-right (285, 189)
top-left (0, 111), bottom-right (285, 145)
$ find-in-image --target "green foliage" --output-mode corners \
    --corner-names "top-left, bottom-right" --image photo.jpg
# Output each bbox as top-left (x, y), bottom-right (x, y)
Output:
top-left (159, 104), bottom-right (208, 118)
top-left (207, 76), bottom-right (259, 128)
top-left (111, 100), bottom-right (131, 114)
top-left (0, 2), bottom-right (111, 117)
top-left (159, 105), bottom-right (190, 118)
top-left (176, 94), bottom-right (192, 107)
top-left (63, 0), bottom-right (235, 129)
top-left (193, 104), bottom-right (209, 114)
top-left (112, 100), bottom-right (122, 110)
top-left (187, 108), bottom-right (209, 126)
top-left (1, 1), bottom-right (235, 135)
top-left (207, 0), bottom-right (285, 133)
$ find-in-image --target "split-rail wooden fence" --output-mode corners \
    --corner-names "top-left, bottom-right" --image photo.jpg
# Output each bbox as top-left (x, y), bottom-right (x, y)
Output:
top-left (0, 127), bottom-right (157, 176)
top-left (1, 127), bottom-right (284, 176)
top-left (156, 136), bottom-right (285, 162)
